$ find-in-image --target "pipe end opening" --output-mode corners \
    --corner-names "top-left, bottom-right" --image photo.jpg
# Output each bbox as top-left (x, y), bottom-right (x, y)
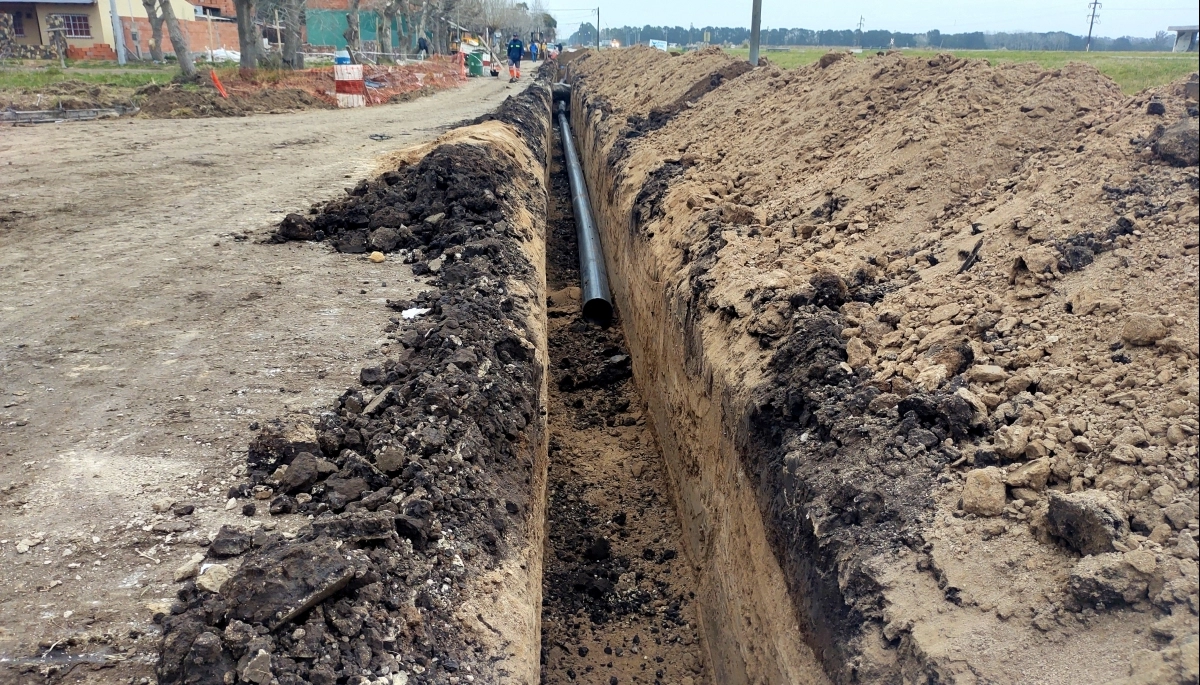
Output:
top-left (582, 298), bottom-right (613, 326)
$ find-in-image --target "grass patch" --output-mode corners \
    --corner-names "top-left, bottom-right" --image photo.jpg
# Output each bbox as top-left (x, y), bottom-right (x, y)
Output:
top-left (0, 65), bottom-right (178, 90)
top-left (724, 48), bottom-right (1197, 93)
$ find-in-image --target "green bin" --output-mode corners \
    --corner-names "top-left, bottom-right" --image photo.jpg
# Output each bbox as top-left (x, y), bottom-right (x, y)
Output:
top-left (466, 52), bottom-right (484, 77)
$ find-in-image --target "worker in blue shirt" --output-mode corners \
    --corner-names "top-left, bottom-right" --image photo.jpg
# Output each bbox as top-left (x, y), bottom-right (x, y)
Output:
top-left (530, 41), bottom-right (539, 62)
top-left (507, 34), bottom-right (524, 82)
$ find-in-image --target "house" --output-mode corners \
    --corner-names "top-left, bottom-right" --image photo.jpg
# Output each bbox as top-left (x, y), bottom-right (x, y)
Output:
top-left (1168, 25), bottom-right (1198, 52)
top-left (0, 0), bottom-right (238, 60)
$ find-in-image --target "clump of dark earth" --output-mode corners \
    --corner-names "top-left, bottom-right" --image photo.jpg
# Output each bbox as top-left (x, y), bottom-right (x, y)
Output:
top-left (157, 84), bottom-right (551, 685)
top-left (273, 95), bottom-right (546, 259)
top-left (1152, 115), bottom-right (1200, 168)
top-left (742, 306), bottom-right (993, 681)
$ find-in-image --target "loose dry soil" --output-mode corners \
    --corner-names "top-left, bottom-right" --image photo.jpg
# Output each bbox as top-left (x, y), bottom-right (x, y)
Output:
top-left (0, 76), bottom-right (515, 684)
top-left (565, 47), bottom-right (1199, 684)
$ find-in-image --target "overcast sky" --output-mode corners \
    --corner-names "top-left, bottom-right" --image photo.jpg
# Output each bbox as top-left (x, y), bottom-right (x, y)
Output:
top-left (548, 0), bottom-right (1200, 41)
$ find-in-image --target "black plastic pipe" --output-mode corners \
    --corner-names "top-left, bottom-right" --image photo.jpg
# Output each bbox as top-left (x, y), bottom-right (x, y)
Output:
top-left (556, 101), bottom-right (613, 324)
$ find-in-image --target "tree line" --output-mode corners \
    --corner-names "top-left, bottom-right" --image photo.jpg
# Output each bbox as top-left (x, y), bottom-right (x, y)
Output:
top-left (140, 0), bottom-right (555, 77)
top-left (569, 23), bottom-right (1176, 52)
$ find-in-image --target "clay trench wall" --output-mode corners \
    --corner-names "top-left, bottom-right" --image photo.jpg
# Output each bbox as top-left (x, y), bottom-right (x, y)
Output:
top-left (566, 79), bottom-right (830, 683)
top-left (157, 85), bottom-right (555, 685)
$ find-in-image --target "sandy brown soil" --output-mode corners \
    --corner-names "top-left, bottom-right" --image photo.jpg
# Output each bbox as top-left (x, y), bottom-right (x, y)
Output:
top-left (539, 126), bottom-right (710, 685)
top-left (567, 47), bottom-right (1198, 684)
top-left (0, 76), bottom-right (515, 683)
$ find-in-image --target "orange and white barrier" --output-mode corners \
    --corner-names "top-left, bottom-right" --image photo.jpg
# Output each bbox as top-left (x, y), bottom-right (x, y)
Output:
top-left (334, 64), bottom-right (366, 108)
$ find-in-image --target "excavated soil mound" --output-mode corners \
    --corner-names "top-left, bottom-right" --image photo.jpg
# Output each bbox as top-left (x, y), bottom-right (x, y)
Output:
top-left (567, 47), bottom-right (1199, 684)
top-left (0, 78), bottom-right (139, 111)
top-left (156, 84), bottom-right (552, 685)
top-left (136, 83), bottom-right (333, 118)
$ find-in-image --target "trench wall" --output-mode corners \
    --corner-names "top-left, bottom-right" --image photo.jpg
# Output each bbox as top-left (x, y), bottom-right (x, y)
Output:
top-left (567, 78), bottom-right (831, 685)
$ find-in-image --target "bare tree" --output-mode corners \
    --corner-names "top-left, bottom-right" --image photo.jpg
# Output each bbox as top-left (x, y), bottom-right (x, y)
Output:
top-left (139, 0), bottom-right (166, 61)
top-left (415, 0), bottom-right (433, 53)
top-left (281, 0), bottom-right (304, 67)
top-left (159, 0), bottom-right (197, 77)
top-left (233, 0), bottom-right (260, 70)
top-left (377, 0), bottom-right (404, 62)
top-left (343, 0), bottom-right (362, 60)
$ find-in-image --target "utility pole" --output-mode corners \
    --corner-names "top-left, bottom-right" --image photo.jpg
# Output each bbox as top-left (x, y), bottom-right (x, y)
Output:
top-left (596, 7), bottom-right (600, 50)
top-left (747, 0), bottom-right (761, 65)
top-left (857, 15), bottom-right (865, 47)
top-left (1085, 1), bottom-right (1100, 51)
top-left (108, 0), bottom-right (127, 64)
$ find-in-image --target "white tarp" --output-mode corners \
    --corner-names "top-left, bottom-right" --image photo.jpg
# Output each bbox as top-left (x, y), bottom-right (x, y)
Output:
top-left (206, 48), bottom-right (241, 62)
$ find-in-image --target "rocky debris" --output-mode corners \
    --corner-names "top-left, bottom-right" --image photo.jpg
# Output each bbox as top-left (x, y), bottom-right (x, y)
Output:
top-left (1005, 458), bottom-right (1051, 491)
top-left (208, 525), bottom-right (252, 558)
top-left (277, 451), bottom-right (319, 494)
top-left (1121, 313), bottom-right (1170, 346)
top-left (1068, 552), bottom-right (1150, 606)
top-left (196, 564), bottom-right (231, 593)
top-left (220, 538), bottom-right (357, 629)
top-left (1153, 116), bottom-right (1200, 167)
top-left (241, 649), bottom-right (274, 684)
top-left (157, 82), bottom-right (553, 685)
top-left (1046, 491), bottom-right (1130, 556)
top-left (963, 467), bottom-right (1007, 516)
top-left (174, 553), bottom-right (205, 582)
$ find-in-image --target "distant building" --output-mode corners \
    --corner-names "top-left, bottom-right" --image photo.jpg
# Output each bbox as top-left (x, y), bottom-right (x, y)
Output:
top-left (1169, 25), bottom-right (1197, 52)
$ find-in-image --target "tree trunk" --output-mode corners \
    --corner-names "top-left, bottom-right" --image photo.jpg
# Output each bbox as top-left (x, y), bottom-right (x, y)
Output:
top-left (415, 0), bottom-right (431, 54)
top-left (233, 0), bottom-right (259, 70)
top-left (395, 2), bottom-right (411, 56)
top-left (158, 0), bottom-right (196, 77)
top-left (343, 0), bottom-right (361, 61)
top-left (281, 0), bottom-right (303, 68)
top-left (377, 6), bottom-right (394, 63)
top-left (140, 0), bottom-right (165, 61)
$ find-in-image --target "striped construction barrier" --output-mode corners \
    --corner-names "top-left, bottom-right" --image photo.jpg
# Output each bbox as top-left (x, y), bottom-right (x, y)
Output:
top-left (334, 64), bottom-right (366, 108)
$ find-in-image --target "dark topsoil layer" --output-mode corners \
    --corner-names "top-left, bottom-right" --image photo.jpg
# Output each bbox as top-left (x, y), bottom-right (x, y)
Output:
top-left (136, 83), bottom-right (332, 118)
top-left (156, 84), bottom-right (551, 685)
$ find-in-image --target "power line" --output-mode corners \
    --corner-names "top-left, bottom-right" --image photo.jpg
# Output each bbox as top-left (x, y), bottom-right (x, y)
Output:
top-left (1085, 0), bottom-right (1100, 51)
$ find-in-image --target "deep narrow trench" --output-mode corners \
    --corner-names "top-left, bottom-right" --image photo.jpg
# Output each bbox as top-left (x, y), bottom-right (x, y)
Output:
top-left (539, 124), bottom-right (711, 685)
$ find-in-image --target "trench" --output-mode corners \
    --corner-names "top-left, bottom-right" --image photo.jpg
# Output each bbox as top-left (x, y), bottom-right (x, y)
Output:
top-left (539, 122), bottom-right (712, 685)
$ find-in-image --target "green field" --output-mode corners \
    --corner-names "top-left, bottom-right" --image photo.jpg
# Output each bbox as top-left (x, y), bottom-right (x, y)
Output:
top-left (0, 64), bottom-right (177, 90)
top-left (725, 48), bottom-right (1197, 93)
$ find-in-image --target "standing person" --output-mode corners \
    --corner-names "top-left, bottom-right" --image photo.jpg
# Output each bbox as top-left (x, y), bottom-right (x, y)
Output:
top-left (530, 41), bottom-right (539, 62)
top-left (507, 33), bottom-right (524, 82)
top-left (417, 35), bottom-right (429, 60)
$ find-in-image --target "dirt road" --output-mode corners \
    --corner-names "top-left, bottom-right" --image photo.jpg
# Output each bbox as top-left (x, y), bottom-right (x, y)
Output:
top-left (0, 76), bottom-right (514, 683)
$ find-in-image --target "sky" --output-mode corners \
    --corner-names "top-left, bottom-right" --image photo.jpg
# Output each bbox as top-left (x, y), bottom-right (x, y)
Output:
top-left (547, 0), bottom-right (1200, 42)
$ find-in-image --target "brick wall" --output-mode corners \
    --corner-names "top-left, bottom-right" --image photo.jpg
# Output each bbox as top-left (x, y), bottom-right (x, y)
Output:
top-left (195, 0), bottom-right (236, 18)
top-left (66, 43), bottom-right (117, 59)
top-left (307, 0), bottom-right (351, 10)
top-left (120, 15), bottom-right (240, 57)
